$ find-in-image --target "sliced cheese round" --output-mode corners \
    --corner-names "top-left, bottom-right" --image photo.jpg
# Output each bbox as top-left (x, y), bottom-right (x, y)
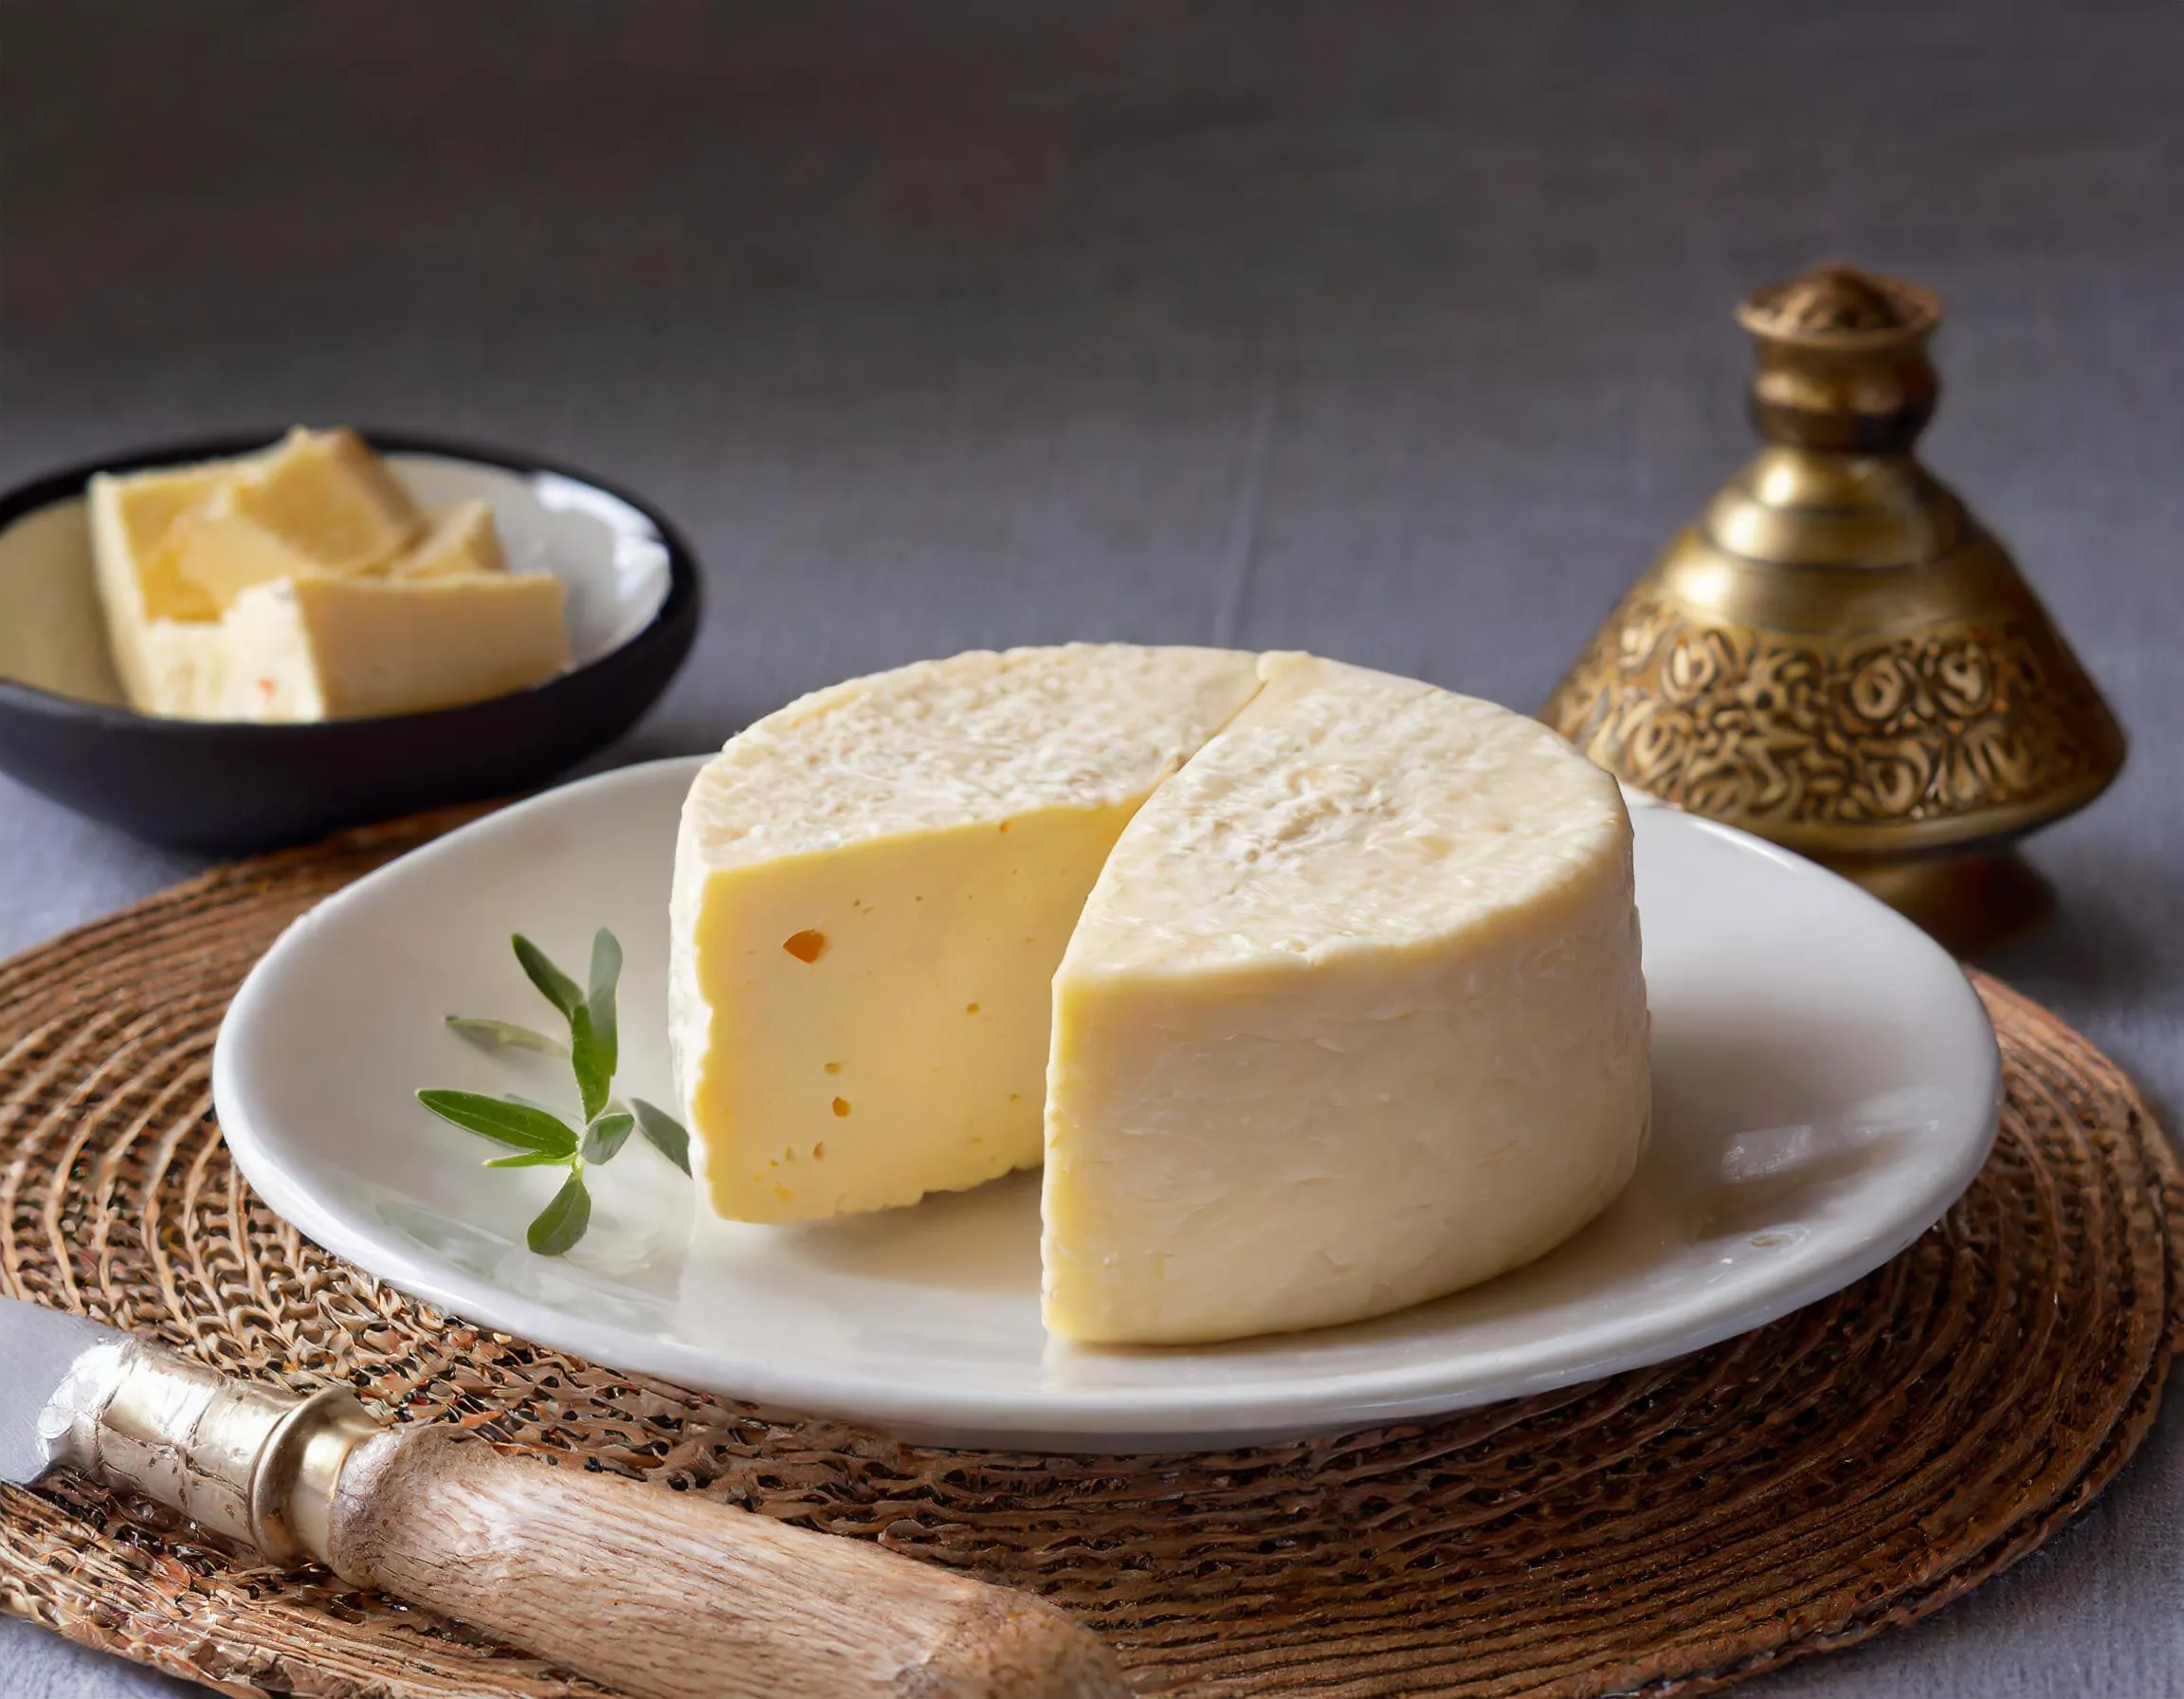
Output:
top-left (669, 644), bottom-right (1265, 1223)
top-left (1042, 652), bottom-right (1650, 1344)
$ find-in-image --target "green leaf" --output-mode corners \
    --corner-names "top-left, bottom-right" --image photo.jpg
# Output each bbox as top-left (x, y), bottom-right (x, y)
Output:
top-left (445, 1015), bottom-right (568, 1058)
top-left (564, 929), bottom-right (622, 1122)
top-left (485, 1148), bottom-right (578, 1169)
top-left (570, 1006), bottom-right (611, 1123)
top-left (630, 1098), bottom-right (693, 1176)
top-left (586, 929), bottom-right (622, 1083)
top-left (582, 1110), bottom-right (635, 1164)
top-left (512, 935), bottom-right (583, 1023)
top-left (417, 1089), bottom-right (579, 1157)
top-left (527, 1169), bottom-right (592, 1255)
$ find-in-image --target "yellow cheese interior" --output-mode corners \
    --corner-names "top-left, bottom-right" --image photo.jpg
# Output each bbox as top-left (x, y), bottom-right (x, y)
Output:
top-left (164, 511), bottom-right (331, 612)
top-left (213, 427), bottom-right (421, 573)
top-left (392, 501), bottom-right (506, 579)
top-left (91, 464), bottom-right (227, 628)
top-left (681, 805), bottom-right (1137, 1220)
top-left (224, 573), bottom-right (570, 720)
top-left (669, 645), bottom-right (1266, 1225)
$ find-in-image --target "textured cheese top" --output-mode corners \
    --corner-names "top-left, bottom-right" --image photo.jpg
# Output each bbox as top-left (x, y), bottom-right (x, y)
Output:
top-left (1065, 652), bottom-right (1631, 969)
top-left (682, 644), bottom-right (1265, 868)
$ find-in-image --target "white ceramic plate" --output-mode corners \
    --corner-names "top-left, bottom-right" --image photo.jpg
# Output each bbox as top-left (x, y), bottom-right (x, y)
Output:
top-left (214, 758), bottom-right (2000, 1451)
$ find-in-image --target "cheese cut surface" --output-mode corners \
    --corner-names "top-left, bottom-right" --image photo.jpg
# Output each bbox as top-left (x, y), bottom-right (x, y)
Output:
top-left (163, 510), bottom-right (334, 612)
top-left (222, 572), bottom-right (571, 720)
top-left (1042, 653), bottom-right (1651, 1344)
top-left (88, 463), bottom-right (228, 705)
top-left (669, 645), bottom-right (1265, 1224)
top-left (392, 501), bottom-right (506, 579)
top-left (213, 427), bottom-right (421, 574)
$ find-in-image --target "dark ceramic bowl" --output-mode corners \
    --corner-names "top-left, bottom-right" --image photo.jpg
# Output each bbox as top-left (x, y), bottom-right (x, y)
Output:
top-left (0, 430), bottom-right (700, 854)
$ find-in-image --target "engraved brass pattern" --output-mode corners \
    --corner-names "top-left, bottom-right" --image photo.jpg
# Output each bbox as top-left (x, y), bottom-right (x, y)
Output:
top-left (1546, 589), bottom-right (2123, 845)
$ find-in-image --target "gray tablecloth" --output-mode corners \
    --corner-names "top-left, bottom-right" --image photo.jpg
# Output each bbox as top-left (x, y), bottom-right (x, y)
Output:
top-left (3, 2), bottom-right (2178, 1692)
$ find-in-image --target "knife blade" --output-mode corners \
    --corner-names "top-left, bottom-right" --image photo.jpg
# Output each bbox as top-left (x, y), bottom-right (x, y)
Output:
top-left (0, 1298), bottom-right (1125, 1699)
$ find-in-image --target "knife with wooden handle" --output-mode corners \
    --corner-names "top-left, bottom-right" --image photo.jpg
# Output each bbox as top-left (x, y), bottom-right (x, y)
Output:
top-left (0, 1299), bottom-right (1128, 1699)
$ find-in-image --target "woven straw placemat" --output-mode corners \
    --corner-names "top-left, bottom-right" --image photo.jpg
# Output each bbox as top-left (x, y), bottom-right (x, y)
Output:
top-left (1, 811), bottom-right (2177, 1699)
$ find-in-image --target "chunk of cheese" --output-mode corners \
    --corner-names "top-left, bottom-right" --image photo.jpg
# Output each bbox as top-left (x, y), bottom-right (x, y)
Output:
top-left (127, 618), bottom-right (241, 722)
top-left (391, 501), bottom-right (507, 579)
top-left (86, 432), bottom-right (555, 722)
top-left (211, 427), bottom-right (421, 574)
top-left (88, 462), bottom-right (228, 703)
top-left (1041, 654), bottom-right (1650, 1343)
top-left (219, 572), bottom-right (570, 720)
top-left (162, 510), bottom-right (334, 612)
top-left (668, 645), bottom-right (1265, 1224)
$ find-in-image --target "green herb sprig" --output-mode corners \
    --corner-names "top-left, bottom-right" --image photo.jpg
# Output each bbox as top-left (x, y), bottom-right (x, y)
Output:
top-left (420, 929), bottom-right (692, 1255)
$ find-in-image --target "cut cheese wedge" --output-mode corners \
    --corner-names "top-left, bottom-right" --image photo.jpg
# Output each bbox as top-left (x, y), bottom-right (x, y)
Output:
top-left (163, 510), bottom-right (335, 612)
top-left (1042, 653), bottom-right (1650, 1343)
top-left (392, 501), bottom-right (507, 580)
top-left (89, 461), bottom-right (230, 702)
top-left (220, 571), bottom-right (570, 721)
top-left (211, 426), bottom-right (421, 575)
top-left (668, 644), bottom-right (1265, 1223)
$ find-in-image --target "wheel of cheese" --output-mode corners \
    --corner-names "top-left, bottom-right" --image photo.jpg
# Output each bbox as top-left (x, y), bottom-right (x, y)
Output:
top-left (670, 646), bottom-right (1649, 1345)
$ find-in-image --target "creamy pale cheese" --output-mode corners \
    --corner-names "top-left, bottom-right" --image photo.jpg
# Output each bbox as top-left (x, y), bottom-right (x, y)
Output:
top-left (209, 427), bottom-right (422, 575)
top-left (89, 461), bottom-right (229, 704)
top-left (163, 509), bottom-right (334, 612)
top-left (391, 501), bottom-right (506, 580)
top-left (117, 573), bottom-right (567, 722)
top-left (223, 573), bottom-right (568, 720)
top-left (668, 645), bottom-right (1266, 1224)
top-left (669, 645), bottom-right (1650, 1345)
top-left (1041, 653), bottom-right (1649, 1343)
top-left (86, 429), bottom-right (563, 722)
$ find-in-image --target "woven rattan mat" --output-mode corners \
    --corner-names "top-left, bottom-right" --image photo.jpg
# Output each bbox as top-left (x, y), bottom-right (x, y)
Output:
top-left (1, 811), bottom-right (2178, 1699)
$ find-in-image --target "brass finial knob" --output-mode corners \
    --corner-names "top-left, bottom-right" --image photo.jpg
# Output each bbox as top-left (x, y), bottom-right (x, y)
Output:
top-left (1543, 265), bottom-right (2126, 954)
top-left (1737, 263), bottom-right (1939, 343)
top-left (1736, 263), bottom-right (1942, 452)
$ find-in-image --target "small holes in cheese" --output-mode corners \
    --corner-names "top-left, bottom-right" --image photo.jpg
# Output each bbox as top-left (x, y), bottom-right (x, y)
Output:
top-left (783, 929), bottom-right (828, 962)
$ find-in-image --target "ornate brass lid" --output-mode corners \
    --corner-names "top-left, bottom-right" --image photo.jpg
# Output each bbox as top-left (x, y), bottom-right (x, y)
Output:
top-left (1543, 263), bottom-right (2125, 949)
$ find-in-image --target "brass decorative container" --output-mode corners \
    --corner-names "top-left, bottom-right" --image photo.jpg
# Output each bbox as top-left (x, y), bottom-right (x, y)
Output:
top-left (1543, 263), bottom-right (2125, 953)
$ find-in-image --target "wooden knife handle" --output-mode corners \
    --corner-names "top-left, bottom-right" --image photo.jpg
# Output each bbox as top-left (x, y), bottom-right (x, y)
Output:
top-left (54, 1342), bottom-right (1125, 1698)
top-left (324, 1425), bottom-right (1130, 1699)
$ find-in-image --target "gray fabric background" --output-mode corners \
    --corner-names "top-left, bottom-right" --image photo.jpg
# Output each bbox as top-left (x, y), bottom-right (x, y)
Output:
top-left (3, 3), bottom-right (2179, 1692)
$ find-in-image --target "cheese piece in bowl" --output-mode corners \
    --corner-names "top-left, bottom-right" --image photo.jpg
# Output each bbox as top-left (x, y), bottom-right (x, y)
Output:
top-left (219, 572), bottom-right (579, 722)
top-left (391, 501), bottom-right (506, 580)
top-left (671, 644), bottom-right (1651, 1347)
top-left (88, 428), bottom-right (569, 721)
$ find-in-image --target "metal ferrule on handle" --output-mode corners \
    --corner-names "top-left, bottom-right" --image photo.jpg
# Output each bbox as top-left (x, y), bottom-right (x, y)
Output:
top-left (43, 1337), bottom-right (382, 1565)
